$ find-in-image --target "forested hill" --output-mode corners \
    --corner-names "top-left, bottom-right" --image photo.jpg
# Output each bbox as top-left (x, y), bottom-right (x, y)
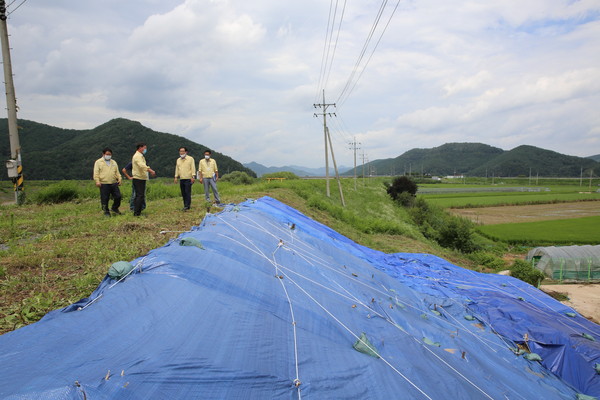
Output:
top-left (0, 118), bottom-right (255, 180)
top-left (353, 142), bottom-right (599, 177)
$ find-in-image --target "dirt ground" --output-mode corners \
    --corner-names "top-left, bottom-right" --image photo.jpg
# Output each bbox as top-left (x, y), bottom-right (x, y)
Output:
top-left (451, 201), bottom-right (600, 225)
top-left (540, 284), bottom-right (600, 323)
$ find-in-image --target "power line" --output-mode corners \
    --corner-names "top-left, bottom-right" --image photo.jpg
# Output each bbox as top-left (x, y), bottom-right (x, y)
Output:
top-left (322, 0), bottom-right (347, 94)
top-left (338, 0), bottom-right (402, 108)
top-left (314, 0), bottom-right (336, 103)
top-left (7, 0), bottom-right (28, 15)
top-left (335, 0), bottom-right (389, 104)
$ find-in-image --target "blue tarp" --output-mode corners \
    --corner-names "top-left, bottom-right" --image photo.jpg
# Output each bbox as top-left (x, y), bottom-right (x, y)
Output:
top-left (0, 196), bottom-right (598, 399)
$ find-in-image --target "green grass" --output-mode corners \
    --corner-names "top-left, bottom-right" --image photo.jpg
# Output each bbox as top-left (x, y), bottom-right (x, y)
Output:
top-left (477, 216), bottom-right (600, 245)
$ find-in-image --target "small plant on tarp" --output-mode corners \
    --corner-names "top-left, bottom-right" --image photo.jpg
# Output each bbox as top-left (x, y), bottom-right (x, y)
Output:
top-left (108, 261), bottom-right (134, 280)
top-left (179, 237), bottom-right (204, 249)
top-left (353, 333), bottom-right (380, 358)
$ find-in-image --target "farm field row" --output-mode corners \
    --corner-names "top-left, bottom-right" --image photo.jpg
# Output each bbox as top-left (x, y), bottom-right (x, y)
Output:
top-left (421, 191), bottom-right (600, 208)
top-left (477, 216), bottom-right (600, 245)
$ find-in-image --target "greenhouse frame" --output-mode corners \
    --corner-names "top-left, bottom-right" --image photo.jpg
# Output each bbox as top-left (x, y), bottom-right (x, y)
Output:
top-left (526, 245), bottom-right (600, 281)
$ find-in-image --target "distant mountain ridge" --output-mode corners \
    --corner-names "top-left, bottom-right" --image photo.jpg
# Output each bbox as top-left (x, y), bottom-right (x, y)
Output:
top-left (0, 118), bottom-right (255, 180)
top-left (245, 162), bottom-right (352, 177)
top-left (589, 154), bottom-right (600, 162)
top-left (349, 142), bottom-right (599, 177)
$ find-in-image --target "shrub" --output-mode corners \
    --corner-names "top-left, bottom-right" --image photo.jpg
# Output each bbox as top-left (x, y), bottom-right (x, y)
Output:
top-left (220, 171), bottom-right (255, 185)
top-left (408, 197), bottom-right (478, 253)
top-left (262, 171), bottom-right (299, 180)
top-left (385, 176), bottom-right (417, 205)
top-left (437, 218), bottom-right (478, 253)
top-left (470, 251), bottom-right (506, 271)
top-left (510, 259), bottom-right (545, 287)
top-left (34, 181), bottom-right (80, 204)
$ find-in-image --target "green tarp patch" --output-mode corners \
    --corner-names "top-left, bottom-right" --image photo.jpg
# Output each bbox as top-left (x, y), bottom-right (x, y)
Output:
top-left (108, 261), bottom-right (134, 280)
top-left (353, 333), bottom-right (380, 358)
top-left (180, 237), bottom-right (205, 249)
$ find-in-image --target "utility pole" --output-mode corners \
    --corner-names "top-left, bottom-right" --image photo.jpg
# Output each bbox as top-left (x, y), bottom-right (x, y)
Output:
top-left (313, 90), bottom-right (345, 206)
top-left (326, 127), bottom-right (345, 207)
top-left (348, 136), bottom-right (360, 190)
top-left (0, 3), bottom-right (24, 204)
top-left (313, 90), bottom-right (335, 197)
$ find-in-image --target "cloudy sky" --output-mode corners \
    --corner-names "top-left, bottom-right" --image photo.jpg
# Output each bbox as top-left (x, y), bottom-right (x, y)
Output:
top-left (4, 0), bottom-right (600, 167)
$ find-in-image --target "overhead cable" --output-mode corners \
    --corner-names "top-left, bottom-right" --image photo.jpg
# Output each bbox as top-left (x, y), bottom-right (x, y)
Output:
top-left (337, 0), bottom-right (402, 109)
top-left (314, 0), bottom-right (336, 103)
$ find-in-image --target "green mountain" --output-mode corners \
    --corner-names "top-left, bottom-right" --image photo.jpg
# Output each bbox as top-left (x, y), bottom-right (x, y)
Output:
top-left (359, 143), bottom-right (505, 176)
top-left (347, 142), bottom-right (599, 177)
top-left (589, 154), bottom-right (600, 162)
top-left (0, 118), bottom-right (255, 180)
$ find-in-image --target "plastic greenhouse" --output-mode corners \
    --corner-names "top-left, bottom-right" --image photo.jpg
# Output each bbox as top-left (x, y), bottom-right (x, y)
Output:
top-left (526, 245), bottom-right (600, 281)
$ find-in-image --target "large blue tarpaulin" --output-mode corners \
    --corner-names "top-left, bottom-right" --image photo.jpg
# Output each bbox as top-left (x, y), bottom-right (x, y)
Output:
top-left (0, 196), bottom-right (598, 399)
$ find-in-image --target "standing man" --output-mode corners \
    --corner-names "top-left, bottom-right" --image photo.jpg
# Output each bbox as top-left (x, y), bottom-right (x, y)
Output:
top-left (93, 148), bottom-right (122, 217)
top-left (132, 143), bottom-right (156, 216)
top-left (198, 149), bottom-right (221, 205)
top-left (174, 146), bottom-right (196, 211)
top-left (122, 161), bottom-right (145, 212)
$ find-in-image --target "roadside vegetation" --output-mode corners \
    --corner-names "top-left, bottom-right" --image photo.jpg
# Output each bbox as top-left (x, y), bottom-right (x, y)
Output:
top-left (0, 176), bottom-right (597, 334)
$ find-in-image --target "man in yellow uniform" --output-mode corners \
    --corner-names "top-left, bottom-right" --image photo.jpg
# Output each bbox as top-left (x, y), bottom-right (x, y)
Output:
top-left (174, 146), bottom-right (196, 211)
top-left (132, 142), bottom-right (156, 216)
top-left (93, 148), bottom-right (122, 217)
top-left (198, 149), bottom-right (221, 205)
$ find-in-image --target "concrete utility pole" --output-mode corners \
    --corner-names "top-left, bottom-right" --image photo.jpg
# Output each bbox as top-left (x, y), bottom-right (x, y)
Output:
top-left (0, 3), bottom-right (24, 204)
top-left (313, 90), bottom-right (336, 198)
top-left (326, 127), bottom-right (345, 207)
top-left (348, 136), bottom-right (360, 190)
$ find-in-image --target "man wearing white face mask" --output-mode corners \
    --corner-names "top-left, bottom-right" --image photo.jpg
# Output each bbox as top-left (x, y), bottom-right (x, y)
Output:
top-left (198, 149), bottom-right (221, 205)
top-left (93, 147), bottom-right (122, 217)
top-left (174, 146), bottom-right (196, 211)
top-left (132, 142), bottom-right (156, 216)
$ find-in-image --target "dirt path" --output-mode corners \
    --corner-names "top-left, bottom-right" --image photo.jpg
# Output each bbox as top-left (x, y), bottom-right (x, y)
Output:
top-left (451, 201), bottom-right (600, 225)
top-left (540, 284), bottom-right (600, 323)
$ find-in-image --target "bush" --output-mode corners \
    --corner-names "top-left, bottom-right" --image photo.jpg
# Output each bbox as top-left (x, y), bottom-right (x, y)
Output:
top-left (34, 181), bottom-right (80, 204)
top-left (220, 171), bottom-right (255, 185)
top-left (470, 251), bottom-right (506, 271)
top-left (408, 197), bottom-right (479, 253)
top-left (385, 176), bottom-right (417, 205)
top-left (262, 171), bottom-right (299, 180)
top-left (510, 259), bottom-right (545, 287)
top-left (437, 218), bottom-right (478, 253)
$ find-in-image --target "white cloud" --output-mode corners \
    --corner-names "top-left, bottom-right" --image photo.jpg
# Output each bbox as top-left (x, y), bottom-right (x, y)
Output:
top-left (4, 0), bottom-right (600, 168)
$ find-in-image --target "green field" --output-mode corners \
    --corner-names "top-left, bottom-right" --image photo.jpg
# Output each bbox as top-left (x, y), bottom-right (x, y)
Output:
top-left (477, 216), bottom-right (600, 245)
top-left (420, 185), bottom-right (600, 208)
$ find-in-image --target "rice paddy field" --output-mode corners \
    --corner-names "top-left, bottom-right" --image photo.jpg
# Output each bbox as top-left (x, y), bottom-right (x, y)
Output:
top-left (419, 183), bottom-right (600, 245)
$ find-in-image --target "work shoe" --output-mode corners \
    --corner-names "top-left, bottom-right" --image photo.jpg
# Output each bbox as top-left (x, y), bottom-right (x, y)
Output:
top-left (112, 209), bottom-right (122, 215)
top-left (104, 212), bottom-right (111, 217)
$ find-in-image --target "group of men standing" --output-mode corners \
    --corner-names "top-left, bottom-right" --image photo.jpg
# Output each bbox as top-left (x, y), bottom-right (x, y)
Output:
top-left (92, 144), bottom-right (221, 217)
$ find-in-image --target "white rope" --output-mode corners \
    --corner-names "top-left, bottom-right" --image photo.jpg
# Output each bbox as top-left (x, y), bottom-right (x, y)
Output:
top-left (214, 212), bottom-right (519, 396)
top-left (273, 245), bottom-right (302, 399)
top-left (278, 266), bottom-right (434, 400)
top-left (213, 217), bottom-right (431, 397)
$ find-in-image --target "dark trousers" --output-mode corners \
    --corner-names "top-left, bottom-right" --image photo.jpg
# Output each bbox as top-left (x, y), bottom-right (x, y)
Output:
top-left (180, 179), bottom-right (192, 209)
top-left (132, 178), bottom-right (147, 216)
top-left (129, 181), bottom-right (146, 211)
top-left (100, 183), bottom-right (122, 211)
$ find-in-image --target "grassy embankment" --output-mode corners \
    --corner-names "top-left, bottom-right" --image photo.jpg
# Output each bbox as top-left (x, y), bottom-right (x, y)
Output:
top-left (1, 177), bottom-right (475, 334)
